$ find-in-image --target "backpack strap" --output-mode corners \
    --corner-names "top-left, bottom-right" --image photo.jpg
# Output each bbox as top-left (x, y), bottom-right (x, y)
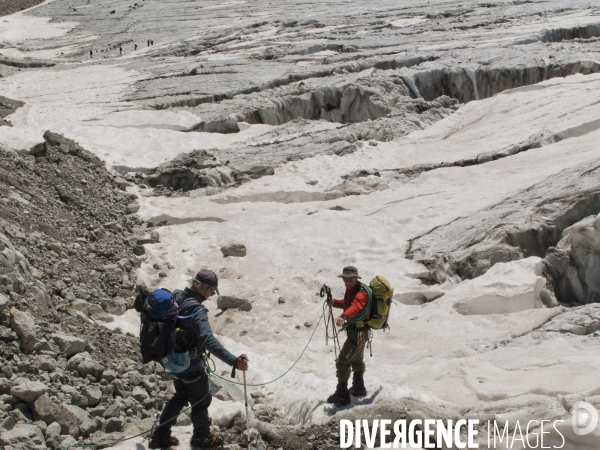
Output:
top-left (177, 307), bottom-right (206, 320)
top-left (341, 283), bottom-right (372, 331)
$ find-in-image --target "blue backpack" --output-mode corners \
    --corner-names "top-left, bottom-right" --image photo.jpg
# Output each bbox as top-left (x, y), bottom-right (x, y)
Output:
top-left (134, 288), bottom-right (206, 367)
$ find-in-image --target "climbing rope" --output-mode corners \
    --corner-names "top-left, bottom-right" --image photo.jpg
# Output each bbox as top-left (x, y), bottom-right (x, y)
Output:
top-left (210, 309), bottom-right (325, 386)
top-left (61, 309), bottom-right (326, 449)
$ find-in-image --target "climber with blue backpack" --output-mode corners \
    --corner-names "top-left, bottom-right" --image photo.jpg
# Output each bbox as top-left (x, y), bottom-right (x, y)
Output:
top-left (135, 269), bottom-right (249, 449)
top-left (325, 266), bottom-right (393, 406)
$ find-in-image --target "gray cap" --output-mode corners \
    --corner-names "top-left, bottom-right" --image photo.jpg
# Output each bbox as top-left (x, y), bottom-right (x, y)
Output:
top-left (337, 266), bottom-right (361, 279)
top-left (195, 269), bottom-right (220, 295)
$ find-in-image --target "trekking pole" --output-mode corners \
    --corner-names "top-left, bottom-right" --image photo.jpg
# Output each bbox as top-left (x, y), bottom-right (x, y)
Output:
top-left (321, 284), bottom-right (341, 359)
top-left (153, 362), bottom-right (160, 427)
top-left (328, 303), bottom-right (339, 360)
top-left (240, 354), bottom-right (251, 448)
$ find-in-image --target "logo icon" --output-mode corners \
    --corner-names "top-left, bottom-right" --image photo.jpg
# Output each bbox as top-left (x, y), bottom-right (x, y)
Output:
top-left (572, 401), bottom-right (598, 436)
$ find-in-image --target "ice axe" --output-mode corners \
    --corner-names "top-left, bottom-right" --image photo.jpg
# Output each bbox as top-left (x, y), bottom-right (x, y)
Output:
top-left (232, 354), bottom-right (251, 447)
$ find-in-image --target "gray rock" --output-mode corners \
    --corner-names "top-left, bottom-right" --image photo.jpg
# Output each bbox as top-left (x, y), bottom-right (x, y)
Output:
top-left (104, 417), bottom-right (123, 433)
top-left (0, 293), bottom-right (8, 313)
top-left (63, 404), bottom-right (96, 437)
top-left (33, 420), bottom-right (47, 434)
top-left (90, 312), bottom-right (115, 322)
top-left (0, 377), bottom-right (12, 394)
top-left (83, 385), bottom-right (102, 406)
top-left (44, 421), bottom-right (61, 440)
top-left (101, 369), bottom-right (118, 382)
top-left (102, 404), bottom-right (120, 419)
top-left (44, 422), bottom-right (61, 450)
top-left (69, 299), bottom-right (103, 317)
top-left (217, 295), bottom-right (252, 311)
top-left (51, 333), bottom-right (86, 357)
top-left (102, 297), bottom-right (127, 315)
top-left (37, 356), bottom-right (56, 372)
top-left (89, 405), bottom-right (107, 417)
top-left (220, 243), bottom-right (247, 257)
top-left (66, 352), bottom-right (105, 379)
top-left (11, 381), bottom-right (49, 403)
top-left (112, 379), bottom-right (126, 397)
top-left (60, 435), bottom-right (77, 448)
top-left (10, 308), bottom-right (37, 352)
top-left (131, 386), bottom-right (149, 402)
top-left (71, 393), bottom-right (89, 408)
top-left (126, 203), bottom-right (140, 214)
top-left (0, 423), bottom-right (46, 450)
top-left (32, 395), bottom-right (79, 436)
top-left (1, 415), bottom-right (15, 431)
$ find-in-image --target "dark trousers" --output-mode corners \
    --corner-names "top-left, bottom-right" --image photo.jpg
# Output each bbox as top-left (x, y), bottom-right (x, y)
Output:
top-left (336, 327), bottom-right (367, 383)
top-left (157, 370), bottom-right (212, 438)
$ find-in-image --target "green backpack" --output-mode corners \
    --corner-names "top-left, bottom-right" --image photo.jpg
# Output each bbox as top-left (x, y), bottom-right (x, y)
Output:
top-left (350, 276), bottom-right (393, 330)
top-left (366, 276), bottom-right (393, 330)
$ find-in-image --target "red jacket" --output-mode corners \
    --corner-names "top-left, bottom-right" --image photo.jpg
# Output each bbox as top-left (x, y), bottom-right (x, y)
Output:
top-left (333, 286), bottom-right (369, 320)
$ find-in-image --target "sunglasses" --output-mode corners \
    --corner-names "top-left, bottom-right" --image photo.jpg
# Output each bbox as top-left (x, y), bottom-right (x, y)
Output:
top-left (343, 277), bottom-right (358, 282)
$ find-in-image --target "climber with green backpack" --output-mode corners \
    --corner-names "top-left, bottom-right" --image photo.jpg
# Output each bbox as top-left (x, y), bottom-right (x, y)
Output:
top-left (325, 266), bottom-right (393, 406)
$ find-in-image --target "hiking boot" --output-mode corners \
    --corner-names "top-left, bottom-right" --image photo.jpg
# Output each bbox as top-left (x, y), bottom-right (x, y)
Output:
top-left (148, 431), bottom-right (180, 448)
top-left (349, 371), bottom-right (367, 397)
top-left (190, 433), bottom-right (223, 448)
top-left (326, 382), bottom-right (351, 406)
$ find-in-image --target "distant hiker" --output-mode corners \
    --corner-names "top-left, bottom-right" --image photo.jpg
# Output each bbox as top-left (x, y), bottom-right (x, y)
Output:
top-left (89, 50), bottom-right (93, 58)
top-left (148, 269), bottom-right (249, 449)
top-left (134, 44), bottom-right (137, 50)
top-left (119, 46), bottom-right (122, 55)
top-left (326, 266), bottom-right (370, 406)
top-left (150, 39), bottom-right (154, 46)
top-left (147, 39), bottom-right (150, 47)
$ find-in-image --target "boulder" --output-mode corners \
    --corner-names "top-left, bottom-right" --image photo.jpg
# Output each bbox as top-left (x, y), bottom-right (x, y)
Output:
top-left (112, 379), bottom-right (126, 397)
top-left (102, 297), bottom-right (127, 315)
top-left (10, 308), bottom-right (37, 351)
top-left (11, 381), bottom-right (49, 403)
top-left (60, 436), bottom-right (77, 448)
top-left (44, 422), bottom-right (61, 450)
top-left (66, 352), bottom-right (105, 379)
top-left (46, 242), bottom-right (61, 254)
top-left (90, 312), bottom-right (115, 323)
top-left (104, 417), bottom-right (123, 433)
top-left (217, 295), bottom-right (252, 311)
top-left (126, 203), bottom-right (140, 214)
top-left (71, 393), bottom-right (89, 408)
top-left (131, 386), bottom-right (149, 402)
top-left (37, 356), bottom-right (56, 372)
top-left (63, 404), bottom-right (96, 437)
top-left (51, 332), bottom-right (86, 357)
top-left (220, 243), bottom-right (247, 257)
top-left (83, 385), bottom-right (102, 406)
top-left (102, 404), bottom-right (120, 419)
top-left (69, 299), bottom-right (103, 316)
top-left (32, 395), bottom-right (78, 436)
top-left (101, 369), bottom-right (118, 382)
top-left (0, 377), bottom-right (11, 394)
top-left (0, 423), bottom-right (46, 450)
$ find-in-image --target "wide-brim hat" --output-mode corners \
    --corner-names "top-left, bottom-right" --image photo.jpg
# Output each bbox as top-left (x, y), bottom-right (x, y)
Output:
top-left (337, 266), bottom-right (361, 279)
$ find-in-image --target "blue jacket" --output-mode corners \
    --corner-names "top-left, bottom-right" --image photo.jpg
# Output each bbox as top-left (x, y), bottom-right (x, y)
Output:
top-left (175, 288), bottom-right (238, 373)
